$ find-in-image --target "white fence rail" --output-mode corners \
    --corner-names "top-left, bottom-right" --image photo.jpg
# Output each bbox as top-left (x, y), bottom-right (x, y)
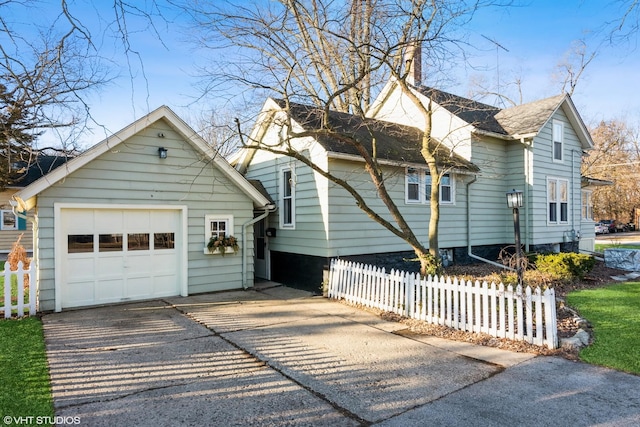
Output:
top-left (1, 261), bottom-right (36, 319)
top-left (327, 259), bottom-right (557, 349)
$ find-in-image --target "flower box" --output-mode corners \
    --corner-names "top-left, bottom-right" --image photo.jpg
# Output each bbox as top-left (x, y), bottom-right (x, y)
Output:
top-left (204, 246), bottom-right (237, 255)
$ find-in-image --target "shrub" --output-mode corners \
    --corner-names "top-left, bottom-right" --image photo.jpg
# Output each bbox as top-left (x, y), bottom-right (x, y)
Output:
top-left (533, 252), bottom-right (595, 282)
top-left (7, 234), bottom-right (30, 270)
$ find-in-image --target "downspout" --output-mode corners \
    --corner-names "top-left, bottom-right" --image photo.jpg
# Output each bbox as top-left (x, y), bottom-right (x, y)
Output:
top-left (523, 139), bottom-right (531, 252)
top-left (241, 205), bottom-right (275, 289)
top-left (466, 176), bottom-right (515, 271)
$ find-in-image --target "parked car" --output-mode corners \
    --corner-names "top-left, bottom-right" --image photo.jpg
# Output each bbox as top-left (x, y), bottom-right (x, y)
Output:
top-left (595, 223), bottom-right (609, 234)
top-left (599, 219), bottom-right (617, 233)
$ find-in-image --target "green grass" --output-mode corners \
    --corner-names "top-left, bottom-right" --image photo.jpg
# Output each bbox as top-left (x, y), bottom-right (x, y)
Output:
top-left (0, 317), bottom-right (54, 422)
top-left (595, 243), bottom-right (640, 253)
top-left (566, 282), bottom-right (640, 375)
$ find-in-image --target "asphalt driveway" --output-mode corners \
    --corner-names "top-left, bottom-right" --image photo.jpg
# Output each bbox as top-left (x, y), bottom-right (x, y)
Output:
top-left (42, 285), bottom-right (640, 426)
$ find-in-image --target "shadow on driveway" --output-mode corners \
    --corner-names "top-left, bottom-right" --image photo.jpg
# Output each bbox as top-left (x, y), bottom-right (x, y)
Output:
top-left (42, 286), bottom-right (640, 426)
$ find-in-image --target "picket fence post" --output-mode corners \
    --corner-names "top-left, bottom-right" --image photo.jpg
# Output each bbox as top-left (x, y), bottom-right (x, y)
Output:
top-left (2, 261), bottom-right (35, 319)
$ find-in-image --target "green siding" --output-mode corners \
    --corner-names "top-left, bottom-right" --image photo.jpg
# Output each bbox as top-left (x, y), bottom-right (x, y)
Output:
top-left (35, 119), bottom-right (255, 311)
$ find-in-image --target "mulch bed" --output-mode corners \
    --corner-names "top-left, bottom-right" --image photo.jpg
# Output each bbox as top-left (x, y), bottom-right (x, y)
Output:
top-left (353, 260), bottom-right (634, 360)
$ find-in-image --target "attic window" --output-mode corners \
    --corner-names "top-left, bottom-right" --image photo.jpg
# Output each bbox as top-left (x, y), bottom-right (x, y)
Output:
top-left (553, 120), bottom-right (564, 162)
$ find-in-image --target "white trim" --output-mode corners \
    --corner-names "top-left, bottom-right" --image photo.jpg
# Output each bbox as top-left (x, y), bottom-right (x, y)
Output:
top-left (552, 119), bottom-right (564, 163)
top-left (546, 178), bottom-right (569, 225)
top-left (404, 167), bottom-right (455, 205)
top-left (279, 165), bottom-right (296, 229)
top-left (54, 203), bottom-right (188, 312)
top-left (204, 214), bottom-right (234, 252)
top-left (0, 210), bottom-right (17, 230)
top-left (16, 106), bottom-right (272, 210)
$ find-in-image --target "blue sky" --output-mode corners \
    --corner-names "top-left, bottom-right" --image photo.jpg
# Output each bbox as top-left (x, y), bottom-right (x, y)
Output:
top-left (7, 1), bottom-right (640, 148)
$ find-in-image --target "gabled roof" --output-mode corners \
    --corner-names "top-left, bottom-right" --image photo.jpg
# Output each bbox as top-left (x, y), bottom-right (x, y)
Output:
top-left (15, 106), bottom-right (273, 210)
top-left (414, 86), bottom-right (593, 149)
top-left (271, 99), bottom-right (479, 172)
top-left (8, 155), bottom-right (71, 188)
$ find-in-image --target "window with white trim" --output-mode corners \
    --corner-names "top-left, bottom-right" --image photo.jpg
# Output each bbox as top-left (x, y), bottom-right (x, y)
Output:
top-left (552, 120), bottom-right (564, 162)
top-left (205, 214), bottom-right (234, 240)
top-left (1, 210), bottom-right (17, 230)
top-left (280, 166), bottom-right (295, 228)
top-left (405, 167), bottom-right (454, 204)
top-left (581, 190), bottom-right (593, 221)
top-left (548, 178), bottom-right (569, 223)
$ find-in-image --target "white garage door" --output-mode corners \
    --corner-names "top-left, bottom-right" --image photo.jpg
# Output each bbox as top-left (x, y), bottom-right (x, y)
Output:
top-left (60, 208), bottom-right (182, 308)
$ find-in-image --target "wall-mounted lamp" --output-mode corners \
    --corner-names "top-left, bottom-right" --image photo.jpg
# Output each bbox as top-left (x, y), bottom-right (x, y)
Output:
top-left (157, 132), bottom-right (165, 138)
top-left (158, 147), bottom-right (168, 159)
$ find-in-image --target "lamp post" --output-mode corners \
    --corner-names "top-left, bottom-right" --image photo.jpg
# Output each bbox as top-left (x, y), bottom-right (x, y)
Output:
top-left (506, 189), bottom-right (524, 287)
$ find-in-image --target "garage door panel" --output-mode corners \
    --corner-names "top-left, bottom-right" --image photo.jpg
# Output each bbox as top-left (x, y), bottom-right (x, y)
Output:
top-left (125, 277), bottom-right (153, 299)
top-left (95, 279), bottom-right (125, 301)
top-left (127, 210), bottom-right (151, 230)
top-left (154, 275), bottom-right (179, 296)
top-left (62, 282), bottom-right (95, 307)
top-left (60, 208), bottom-right (182, 309)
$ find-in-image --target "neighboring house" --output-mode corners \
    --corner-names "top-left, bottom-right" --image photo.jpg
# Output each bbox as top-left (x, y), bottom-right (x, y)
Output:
top-left (14, 106), bottom-right (273, 312)
top-left (0, 155), bottom-right (69, 255)
top-left (236, 77), bottom-right (598, 291)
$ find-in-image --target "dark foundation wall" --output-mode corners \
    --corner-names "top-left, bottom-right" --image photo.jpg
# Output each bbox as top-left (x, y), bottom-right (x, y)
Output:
top-left (270, 242), bottom-right (583, 292)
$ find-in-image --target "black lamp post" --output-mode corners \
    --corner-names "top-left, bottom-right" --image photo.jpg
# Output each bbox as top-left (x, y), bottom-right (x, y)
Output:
top-left (506, 189), bottom-right (524, 287)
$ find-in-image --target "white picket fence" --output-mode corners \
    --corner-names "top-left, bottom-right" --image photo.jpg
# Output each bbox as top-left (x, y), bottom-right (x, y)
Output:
top-left (1, 261), bottom-right (36, 319)
top-left (327, 259), bottom-right (557, 349)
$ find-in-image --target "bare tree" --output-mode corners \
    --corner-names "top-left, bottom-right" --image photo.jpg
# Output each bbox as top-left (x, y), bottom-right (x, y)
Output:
top-left (186, 0), bottom-right (506, 274)
top-left (583, 120), bottom-right (640, 223)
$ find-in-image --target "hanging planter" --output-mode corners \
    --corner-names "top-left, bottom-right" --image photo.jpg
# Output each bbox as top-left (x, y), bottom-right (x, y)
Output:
top-left (206, 235), bottom-right (239, 255)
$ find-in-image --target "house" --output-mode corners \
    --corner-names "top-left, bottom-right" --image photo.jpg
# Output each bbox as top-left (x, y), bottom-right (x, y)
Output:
top-left (0, 155), bottom-right (69, 255)
top-left (236, 77), bottom-right (597, 291)
top-left (14, 106), bottom-right (274, 312)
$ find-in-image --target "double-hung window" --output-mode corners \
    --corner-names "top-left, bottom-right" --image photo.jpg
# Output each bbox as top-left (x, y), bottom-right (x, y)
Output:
top-left (548, 178), bottom-right (569, 224)
top-left (552, 120), bottom-right (564, 162)
top-left (280, 166), bottom-right (295, 228)
top-left (581, 190), bottom-right (593, 221)
top-left (405, 167), bottom-right (454, 204)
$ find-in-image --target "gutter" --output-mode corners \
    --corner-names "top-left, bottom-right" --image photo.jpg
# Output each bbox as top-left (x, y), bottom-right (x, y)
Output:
top-left (466, 176), bottom-right (515, 272)
top-left (241, 204), bottom-right (276, 289)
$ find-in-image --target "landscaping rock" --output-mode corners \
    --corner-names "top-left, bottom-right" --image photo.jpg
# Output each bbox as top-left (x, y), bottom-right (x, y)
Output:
top-left (604, 249), bottom-right (640, 271)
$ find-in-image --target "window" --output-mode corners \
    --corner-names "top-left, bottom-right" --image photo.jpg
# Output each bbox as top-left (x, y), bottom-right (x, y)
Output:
top-left (548, 178), bottom-right (569, 224)
top-left (1, 210), bottom-right (16, 230)
top-left (128, 233), bottom-right (150, 251)
top-left (407, 168), bottom-right (420, 202)
top-left (581, 191), bottom-right (593, 221)
top-left (552, 120), bottom-right (564, 162)
top-left (405, 168), bottom-right (454, 204)
top-left (280, 166), bottom-right (295, 228)
top-left (154, 233), bottom-right (175, 249)
top-left (205, 215), bottom-right (234, 243)
top-left (68, 234), bottom-right (94, 253)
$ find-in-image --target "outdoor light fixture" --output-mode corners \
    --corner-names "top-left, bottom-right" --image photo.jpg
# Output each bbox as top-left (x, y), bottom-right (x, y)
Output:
top-left (506, 189), bottom-right (524, 287)
top-left (158, 147), bottom-right (168, 159)
top-left (506, 189), bottom-right (523, 208)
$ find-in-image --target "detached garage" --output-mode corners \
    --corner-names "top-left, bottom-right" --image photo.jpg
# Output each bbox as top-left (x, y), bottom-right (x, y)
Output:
top-left (14, 106), bottom-right (273, 312)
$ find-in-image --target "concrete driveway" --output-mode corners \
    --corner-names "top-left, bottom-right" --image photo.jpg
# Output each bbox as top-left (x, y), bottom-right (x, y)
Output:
top-left (42, 286), bottom-right (640, 426)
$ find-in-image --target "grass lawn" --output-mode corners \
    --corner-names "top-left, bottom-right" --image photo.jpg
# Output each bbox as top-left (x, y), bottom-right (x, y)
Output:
top-left (0, 317), bottom-right (54, 422)
top-left (566, 282), bottom-right (640, 375)
top-left (595, 243), bottom-right (640, 252)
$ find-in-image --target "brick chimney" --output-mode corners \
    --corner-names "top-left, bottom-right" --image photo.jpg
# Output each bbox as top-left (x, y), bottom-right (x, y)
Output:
top-left (404, 40), bottom-right (422, 86)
